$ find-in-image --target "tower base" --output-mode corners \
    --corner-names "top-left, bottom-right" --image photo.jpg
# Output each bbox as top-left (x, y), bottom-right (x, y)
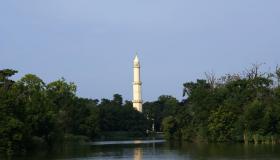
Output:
top-left (132, 101), bottom-right (142, 112)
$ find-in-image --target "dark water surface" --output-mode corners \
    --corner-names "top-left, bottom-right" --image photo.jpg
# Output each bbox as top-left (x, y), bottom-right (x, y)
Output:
top-left (13, 140), bottom-right (280, 160)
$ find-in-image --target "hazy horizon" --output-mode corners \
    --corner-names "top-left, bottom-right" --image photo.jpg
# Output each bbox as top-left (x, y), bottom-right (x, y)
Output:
top-left (1, 0), bottom-right (280, 101)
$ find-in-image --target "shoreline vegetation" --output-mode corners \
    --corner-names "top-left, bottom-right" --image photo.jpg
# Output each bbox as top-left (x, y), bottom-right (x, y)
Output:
top-left (1, 64), bottom-right (280, 156)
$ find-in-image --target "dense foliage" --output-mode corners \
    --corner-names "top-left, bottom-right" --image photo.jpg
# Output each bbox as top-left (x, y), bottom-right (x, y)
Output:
top-left (0, 69), bottom-right (147, 155)
top-left (2, 65), bottom-right (280, 156)
top-left (162, 65), bottom-right (280, 144)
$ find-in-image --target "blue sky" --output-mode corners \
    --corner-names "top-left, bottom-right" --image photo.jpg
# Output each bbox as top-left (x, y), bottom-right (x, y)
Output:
top-left (1, 0), bottom-right (280, 101)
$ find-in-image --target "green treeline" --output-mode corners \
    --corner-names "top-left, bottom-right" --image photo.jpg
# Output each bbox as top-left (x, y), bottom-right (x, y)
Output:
top-left (1, 65), bottom-right (280, 156)
top-left (161, 65), bottom-right (280, 144)
top-left (0, 69), bottom-right (147, 155)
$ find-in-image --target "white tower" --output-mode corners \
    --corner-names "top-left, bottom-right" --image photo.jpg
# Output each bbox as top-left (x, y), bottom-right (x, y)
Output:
top-left (133, 55), bottom-right (142, 112)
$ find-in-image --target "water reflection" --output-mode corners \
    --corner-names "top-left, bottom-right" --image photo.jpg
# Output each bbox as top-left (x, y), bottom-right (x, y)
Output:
top-left (12, 140), bottom-right (280, 160)
top-left (133, 148), bottom-right (143, 160)
top-left (91, 139), bottom-right (165, 145)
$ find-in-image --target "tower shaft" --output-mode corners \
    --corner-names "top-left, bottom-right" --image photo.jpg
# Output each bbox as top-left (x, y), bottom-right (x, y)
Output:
top-left (133, 55), bottom-right (142, 112)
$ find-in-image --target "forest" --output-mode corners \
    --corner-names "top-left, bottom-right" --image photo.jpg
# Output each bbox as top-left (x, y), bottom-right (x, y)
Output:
top-left (1, 64), bottom-right (280, 156)
top-left (0, 69), bottom-right (147, 155)
top-left (161, 64), bottom-right (280, 144)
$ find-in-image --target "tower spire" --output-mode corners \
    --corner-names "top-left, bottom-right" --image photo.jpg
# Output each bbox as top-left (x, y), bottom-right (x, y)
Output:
top-left (132, 54), bottom-right (142, 112)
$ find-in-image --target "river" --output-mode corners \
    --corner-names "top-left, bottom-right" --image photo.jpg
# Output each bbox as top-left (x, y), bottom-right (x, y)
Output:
top-left (13, 140), bottom-right (280, 160)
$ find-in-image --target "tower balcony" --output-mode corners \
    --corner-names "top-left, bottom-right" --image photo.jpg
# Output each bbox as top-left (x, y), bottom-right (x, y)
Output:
top-left (133, 81), bottom-right (142, 85)
top-left (133, 64), bottom-right (140, 68)
top-left (132, 100), bottom-right (143, 103)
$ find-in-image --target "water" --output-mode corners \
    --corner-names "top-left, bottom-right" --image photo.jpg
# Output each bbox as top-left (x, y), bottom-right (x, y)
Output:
top-left (12, 140), bottom-right (280, 160)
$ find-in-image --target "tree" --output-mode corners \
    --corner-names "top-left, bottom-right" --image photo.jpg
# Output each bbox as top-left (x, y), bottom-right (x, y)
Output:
top-left (113, 94), bottom-right (123, 106)
top-left (76, 98), bottom-right (100, 138)
top-left (17, 74), bottom-right (56, 146)
top-left (208, 106), bottom-right (237, 142)
top-left (162, 116), bottom-right (178, 139)
top-left (0, 69), bottom-right (27, 155)
top-left (143, 95), bottom-right (180, 132)
top-left (0, 69), bottom-right (18, 91)
top-left (46, 78), bottom-right (76, 134)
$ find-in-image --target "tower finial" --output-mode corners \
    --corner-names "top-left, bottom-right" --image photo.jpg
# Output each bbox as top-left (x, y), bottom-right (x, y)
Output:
top-left (134, 54), bottom-right (139, 63)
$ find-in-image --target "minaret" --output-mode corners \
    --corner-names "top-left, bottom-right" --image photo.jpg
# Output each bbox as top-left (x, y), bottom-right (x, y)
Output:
top-left (133, 55), bottom-right (142, 112)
